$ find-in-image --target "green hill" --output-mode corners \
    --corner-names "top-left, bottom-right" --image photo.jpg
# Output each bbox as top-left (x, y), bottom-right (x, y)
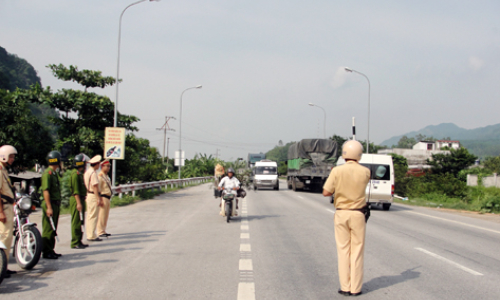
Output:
top-left (381, 123), bottom-right (500, 158)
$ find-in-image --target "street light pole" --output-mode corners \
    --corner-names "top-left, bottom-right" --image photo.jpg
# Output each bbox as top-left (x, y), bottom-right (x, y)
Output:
top-left (345, 67), bottom-right (371, 154)
top-left (178, 85), bottom-right (202, 179)
top-left (308, 103), bottom-right (326, 139)
top-left (112, 0), bottom-right (159, 186)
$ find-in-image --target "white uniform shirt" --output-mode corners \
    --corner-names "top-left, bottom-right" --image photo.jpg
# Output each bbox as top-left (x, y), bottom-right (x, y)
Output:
top-left (218, 176), bottom-right (240, 195)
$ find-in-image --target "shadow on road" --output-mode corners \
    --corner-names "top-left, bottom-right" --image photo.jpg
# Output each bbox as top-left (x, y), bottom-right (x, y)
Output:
top-left (363, 267), bottom-right (421, 294)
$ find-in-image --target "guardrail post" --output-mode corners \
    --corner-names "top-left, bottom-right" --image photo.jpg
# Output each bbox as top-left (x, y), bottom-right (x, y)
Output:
top-left (132, 190), bottom-right (136, 197)
top-left (119, 193), bottom-right (123, 198)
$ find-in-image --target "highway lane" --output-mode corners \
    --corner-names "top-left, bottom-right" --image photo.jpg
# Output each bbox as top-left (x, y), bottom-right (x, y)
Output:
top-left (1, 181), bottom-right (499, 299)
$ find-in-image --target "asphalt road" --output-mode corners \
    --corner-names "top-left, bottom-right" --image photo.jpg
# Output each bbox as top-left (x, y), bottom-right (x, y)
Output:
top-left (1, 180), bottom-right (500, 299)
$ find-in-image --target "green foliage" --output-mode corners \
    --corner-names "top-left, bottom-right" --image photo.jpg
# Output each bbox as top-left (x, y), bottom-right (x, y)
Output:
top-left (47, 64), bottom-right (117, 90)
top-left (427, 147), bottom-right (477, 177)
top-left (457, 167), bottom-right (492, 184)
top-left (330, 135), bottom-right (347, 147)
top-left (278, 161), bottom-right (287, 176)
top-left (407, 173), bottom-right (467, 199)
top-left (60, 170), bottom-right (72, 207)
top-left (180, 153), bottom-right (220, 179)
top-left (265, 142), bottom-right (294, 162)
top-left (0, 46), bottom-right (41, 91)
top-left (483, 156), bottom-right (500, 174)
top-left (395, 135), bottom-right (416, 148)
top-left (0, 89), bottom-right (53, 169)
top-left (389, 153), bottom-right (409, 196)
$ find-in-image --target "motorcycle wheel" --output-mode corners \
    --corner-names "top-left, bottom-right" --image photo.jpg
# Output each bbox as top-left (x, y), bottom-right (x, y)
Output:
top-left (14, 226), bottom-right (42, 270)
top-left (225, 202), bottom-right (231, 223)
top-left (0, 249), bottom-right (6, 285)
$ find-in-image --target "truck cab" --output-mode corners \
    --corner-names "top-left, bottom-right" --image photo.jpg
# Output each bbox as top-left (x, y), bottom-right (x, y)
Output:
top-left (337, 154), bottom-right (394, 210)
top-left (253, 160), bottom-right (279, 190)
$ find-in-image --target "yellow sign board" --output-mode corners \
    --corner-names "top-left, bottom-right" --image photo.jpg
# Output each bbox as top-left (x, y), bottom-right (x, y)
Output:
top-left (104, 127), bottom-right (126, 160)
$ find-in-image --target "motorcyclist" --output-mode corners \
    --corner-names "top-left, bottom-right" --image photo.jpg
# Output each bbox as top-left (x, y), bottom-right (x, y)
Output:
top-left (217, 168), bottom-right (240, 216)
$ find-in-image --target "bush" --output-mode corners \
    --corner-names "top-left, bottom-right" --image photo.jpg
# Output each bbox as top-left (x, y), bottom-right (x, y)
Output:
top-left (407, 173), bottom-right (467, 199)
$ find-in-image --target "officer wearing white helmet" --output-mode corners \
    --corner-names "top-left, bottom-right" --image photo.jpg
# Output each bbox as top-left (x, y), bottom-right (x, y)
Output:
top-left (0, 145), bottom-right (18, 277)
top-left (323, 140), bottom-right (370, 296)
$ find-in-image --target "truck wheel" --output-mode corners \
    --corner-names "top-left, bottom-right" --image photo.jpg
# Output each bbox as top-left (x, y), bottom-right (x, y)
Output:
top-left (275, 184), bottom-right (279, 191)
top-left (292, 179), bottom-right (297, 192)
top-left (383, 203), bottom-right (391, 211)
top-left (287, 179), bottom-right (292, 190)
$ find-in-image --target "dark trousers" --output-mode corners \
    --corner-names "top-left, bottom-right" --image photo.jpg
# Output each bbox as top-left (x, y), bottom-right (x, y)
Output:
top-left (42, 201), bottom-right (60, 255)
top-left (70, 196), bottom-right (86, 247)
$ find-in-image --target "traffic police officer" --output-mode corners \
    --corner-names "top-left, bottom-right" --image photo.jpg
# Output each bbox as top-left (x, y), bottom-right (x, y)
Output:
top-left (84, 155), bottom-right (103, 241)
top-left (41, 151), bottom-right (63, 259)
top-left (323, 140), bottom-right (370, 296)
top-left (69, 154), bottom-right (88, 249)
top-left (97, 160), bottom-right (112, 238)
top-left (0, 145), bottom-right (18, 277)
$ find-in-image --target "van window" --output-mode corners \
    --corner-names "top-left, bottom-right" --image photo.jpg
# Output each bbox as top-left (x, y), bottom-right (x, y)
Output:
top-left (255, 166), bottom-right (277, 175)
top-left (360, 164), bottom-right (390, 181)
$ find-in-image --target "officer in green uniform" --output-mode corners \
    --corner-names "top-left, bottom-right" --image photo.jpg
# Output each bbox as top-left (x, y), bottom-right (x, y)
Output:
top-left (70, 154), bottom-right (88, 249)
top-left (41, 151), bottom-right (63, 259)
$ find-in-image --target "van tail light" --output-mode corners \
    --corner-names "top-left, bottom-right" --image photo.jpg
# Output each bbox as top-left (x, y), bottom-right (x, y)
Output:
top-left (391, 185), bottom-right (395, 196)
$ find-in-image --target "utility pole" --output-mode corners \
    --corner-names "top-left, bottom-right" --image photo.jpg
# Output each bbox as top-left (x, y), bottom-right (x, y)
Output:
top-left (215, 148), bottom-right (221, 159)
top-left (166, 137), bottom-right (170, 173)
top-left (156, 116), bottom-right (176, 163)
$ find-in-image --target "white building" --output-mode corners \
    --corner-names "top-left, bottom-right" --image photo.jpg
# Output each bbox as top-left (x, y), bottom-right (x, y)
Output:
top-left (412, 140), bottom-right (460, 151)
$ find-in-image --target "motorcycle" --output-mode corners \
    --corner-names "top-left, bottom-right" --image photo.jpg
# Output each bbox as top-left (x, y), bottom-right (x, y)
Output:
top-left (221, 189), bottom-right (236, 223)
top-left (0, 241), bottom-right (6, 285)
top-left (12, 192), bottom-right (42, 270)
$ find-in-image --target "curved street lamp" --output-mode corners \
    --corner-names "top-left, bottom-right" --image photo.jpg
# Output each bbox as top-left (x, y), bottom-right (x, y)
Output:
top-left (345, 67), bottom-right (370, 154)
top-left (178, 85), bottom-right (203, 179)
top-left (308, 103), bottom-right (326, 139)
top-left (112, 0), bottom-right (160, 186)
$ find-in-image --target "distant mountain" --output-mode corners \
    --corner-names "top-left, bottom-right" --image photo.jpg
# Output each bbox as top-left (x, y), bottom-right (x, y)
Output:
top-left (0, 46), bottom-right (41, 90)
top-left (381, 123), bottom-right (500, 158)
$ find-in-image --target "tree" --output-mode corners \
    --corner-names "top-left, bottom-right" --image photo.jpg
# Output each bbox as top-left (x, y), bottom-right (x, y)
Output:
top-left (330, 135), bottom-right (347, 147)
top-left (47, 64), bottom-right (117, 91)
top-left (427, 147), bottom-right (477, 177)
top-left (0, 89), bottom-right (53, 169)
top-left (0, 46), bottom-right (41, 91)
top-left (389, 153), bottom-right (409, 196)
top-left (396, 135), bottom-right (416, 149)
top-left (483, 156), bottom-right (500, 174)
top-left (266, 142), bottom-right (294, 162)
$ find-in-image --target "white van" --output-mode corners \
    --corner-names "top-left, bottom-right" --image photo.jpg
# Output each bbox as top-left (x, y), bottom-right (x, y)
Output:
top-left (253, 160), bottom-right (279, 190)
top-left (336, 154), bottom-right (394, 210)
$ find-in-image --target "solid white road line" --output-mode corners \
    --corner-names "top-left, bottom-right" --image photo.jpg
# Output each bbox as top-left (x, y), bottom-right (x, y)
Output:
top-left (237, 282), bottom-right (256, 300)
top-left (297, 195), bottom-right (304, 199)
top-left (326, 209), bottom-right (336, 214)
top-left (404, 211), bottom-right (500, 235)
top-left (415, 247), bottom-right (483, 276)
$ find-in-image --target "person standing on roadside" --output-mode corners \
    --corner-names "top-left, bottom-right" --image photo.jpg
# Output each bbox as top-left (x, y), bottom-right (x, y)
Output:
top-left (97, 160), bottom-right (112, 238)
top-left (69, 154), bottom-right (88, 249)
top-left (84, 155), bottom-right (103, 242)
top-left (322, 140), bottom-right (370, 297)
top-left (0, 145), bottom-right (18, 277)
top-left (41, 151), bottom-right (64, 259)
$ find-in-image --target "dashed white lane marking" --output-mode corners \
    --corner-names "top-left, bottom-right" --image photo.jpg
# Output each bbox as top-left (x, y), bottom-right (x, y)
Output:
top-left (297, 195), bottom-right (304, 199)
top-left (326, 209), bottom-right (336, 214)
top-left (240, 244), bottom-right (251, 252)
top-left (239, 259), bottom-right (253, 271)
top-left (404, 211), bottom-right (500, 235)
top-left (238, 199), bottom-right (256, 300)
top-left (237, 283), bottom-right (256, 300)
top-left (415, 247), bottom-right (483, 276)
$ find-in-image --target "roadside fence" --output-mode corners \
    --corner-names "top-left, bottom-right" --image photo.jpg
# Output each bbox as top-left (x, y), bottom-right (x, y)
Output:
top-left (112, 176), bottom-right (213, 198)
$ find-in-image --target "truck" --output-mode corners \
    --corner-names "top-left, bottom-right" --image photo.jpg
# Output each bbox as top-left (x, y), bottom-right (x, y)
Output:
top-left (248, 153), bottom-right (266, 168)
top-left (337, 154), bottom-right (395, 210)
top-left (286, 139), bottom-right (338, 192)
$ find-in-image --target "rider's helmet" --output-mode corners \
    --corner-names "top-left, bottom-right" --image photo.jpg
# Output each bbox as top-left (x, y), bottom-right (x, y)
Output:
top-left (342, 140), bottom-right (363, 161)
top-left (0, 145), bottom-right (17, 163)
top-left (47, 151), bottom-right (62, 166)
top-left (74, 153), bottom-right (87, 168)
top-left (227, 168), bottom-right (235, 176)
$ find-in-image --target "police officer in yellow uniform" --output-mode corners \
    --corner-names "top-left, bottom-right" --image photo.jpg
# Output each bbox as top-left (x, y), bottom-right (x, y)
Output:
top-left (84, 155), bottom-right (103, 241)
top-left (97, 160), bottom-right (112, 238)
top-left (0, 145), bottom-right (18, 277)
top-left (323, 140), bottom-right (370, 296)
top-left (69, 154), bottom-right (88, 249)
top-left (41, 151), bottom-right (64, 259)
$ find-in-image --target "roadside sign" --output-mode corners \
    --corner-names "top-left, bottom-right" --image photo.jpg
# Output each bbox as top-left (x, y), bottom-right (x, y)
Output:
top-left (104, 127), bottom-right (126, 160)
top-left (175, 151), bottom-right (185, 166)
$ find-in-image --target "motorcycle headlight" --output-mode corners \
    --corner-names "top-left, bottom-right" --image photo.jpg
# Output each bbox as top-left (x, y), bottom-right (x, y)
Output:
top-left (18, 196), bottom-right (32, 211)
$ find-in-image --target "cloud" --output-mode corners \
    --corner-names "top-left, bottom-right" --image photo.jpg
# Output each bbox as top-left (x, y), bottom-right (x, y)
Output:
top-left (468, 56), bottom-right (484, 72)
top-left (331, 66), bottom-right (348, 89)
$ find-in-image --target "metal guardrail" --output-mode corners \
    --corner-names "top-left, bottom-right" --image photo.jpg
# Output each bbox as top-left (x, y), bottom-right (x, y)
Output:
top-left (112, 176), bottom-right (213, 198)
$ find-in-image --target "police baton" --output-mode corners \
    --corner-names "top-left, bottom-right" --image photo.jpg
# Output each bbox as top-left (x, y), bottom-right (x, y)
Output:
top-left (79, 211), bottom-right (85, 235)
top-left (49, 216), bottom-right (59, 242)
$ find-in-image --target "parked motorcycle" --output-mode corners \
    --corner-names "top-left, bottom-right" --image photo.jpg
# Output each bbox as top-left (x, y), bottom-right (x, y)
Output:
top-left (12, 192), bottom-right (42, 270)
top-left (0, 241), bottom-right (7, 285)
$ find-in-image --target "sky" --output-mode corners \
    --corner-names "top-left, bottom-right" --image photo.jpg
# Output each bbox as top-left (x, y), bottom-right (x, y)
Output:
top-left (1, 0), bottom-right (499, 161)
